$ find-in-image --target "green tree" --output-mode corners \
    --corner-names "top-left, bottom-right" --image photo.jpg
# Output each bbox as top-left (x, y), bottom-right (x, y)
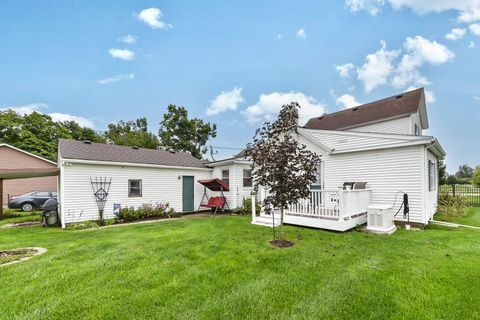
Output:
top-left (159, 104), bottom-right (217, 159)
top-left (455, 164), bottom-right (474, 179)
top-left (0, 109), bottom-right (104, 161)
top-left (105, 117), bottom-right (159, 149)
top-left (62, 121), bottom-right (105, 144)
top-left (473, 166), bottom-right (480, 187)
top-left (438, 160), bottom-right (447, 185)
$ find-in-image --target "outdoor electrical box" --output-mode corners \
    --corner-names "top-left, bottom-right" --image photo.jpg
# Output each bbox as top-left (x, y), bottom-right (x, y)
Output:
top-left (366, 204), bottom-right (397, 235)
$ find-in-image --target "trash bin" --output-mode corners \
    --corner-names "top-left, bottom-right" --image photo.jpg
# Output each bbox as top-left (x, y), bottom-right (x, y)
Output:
top-left (42, 198), bottom-right (58, 227)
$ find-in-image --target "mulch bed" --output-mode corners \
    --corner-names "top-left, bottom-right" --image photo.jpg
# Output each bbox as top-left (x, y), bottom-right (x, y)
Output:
top-left (270, 239), bottom-right (295, 248)
top-left (0, 247), bottom-right (47, 266)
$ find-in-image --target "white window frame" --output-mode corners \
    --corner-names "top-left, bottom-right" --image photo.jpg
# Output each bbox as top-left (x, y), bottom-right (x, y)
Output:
top-left (428, 160), bottom-right (436, 191)
top-left (221, 169), bottom-right (230, 187)
top-left (243, 169), bottom-right (252, 188)
top-left (128, 179), bottom-right (142, 197)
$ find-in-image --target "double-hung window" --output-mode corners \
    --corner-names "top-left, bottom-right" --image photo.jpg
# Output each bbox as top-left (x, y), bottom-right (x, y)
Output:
top-left (243, 169), bottom-right (252, 187)
top-left (128, 179), bottom-right (142, 197)
top-left (428, 160), bottom-right (436, 191)
top-left (221, 169), bottom-right (230, 187)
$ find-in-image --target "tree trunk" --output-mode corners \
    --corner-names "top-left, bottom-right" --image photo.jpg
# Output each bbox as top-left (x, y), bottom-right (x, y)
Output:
top-left (280, 206), bottom-right (284, 240)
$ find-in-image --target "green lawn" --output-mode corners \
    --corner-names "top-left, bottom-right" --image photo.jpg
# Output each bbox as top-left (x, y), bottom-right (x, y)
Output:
top-left (1, 215), bottom-right (480, 319)
top-left (435, 207), bottom-right (480, 227)
top-left (0, 210), bottom-right (41, 226)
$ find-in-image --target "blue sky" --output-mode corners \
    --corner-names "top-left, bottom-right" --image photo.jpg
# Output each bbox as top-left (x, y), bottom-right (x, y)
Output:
top-left (0, 1), bottom-right (479, 172)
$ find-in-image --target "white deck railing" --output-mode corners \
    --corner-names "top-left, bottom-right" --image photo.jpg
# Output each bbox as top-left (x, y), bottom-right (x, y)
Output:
top-left (256, 188), bottom-right (371, 221)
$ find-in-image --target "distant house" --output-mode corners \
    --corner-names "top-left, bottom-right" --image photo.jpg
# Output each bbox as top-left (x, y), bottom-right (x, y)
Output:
top-left (253, 88), bottom-right (446, 230)
top-left (0, 144), bottom-right (57, 205)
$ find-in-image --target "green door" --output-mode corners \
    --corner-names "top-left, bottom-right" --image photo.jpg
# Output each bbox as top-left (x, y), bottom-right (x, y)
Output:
top-left (182, 176), bottom-right (195, 212)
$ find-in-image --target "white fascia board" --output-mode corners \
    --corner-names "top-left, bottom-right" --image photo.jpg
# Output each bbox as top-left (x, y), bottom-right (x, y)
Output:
top-left (207, 159), bottom-right (252, 167)
top-left (330, 139), bottom-right (435, 155)
top-left (0, 143), bottom-right (57, 165)
top-left (61, 158), bottom-right (213, 171)
top-left (300, 127), bottom-right (428, 142)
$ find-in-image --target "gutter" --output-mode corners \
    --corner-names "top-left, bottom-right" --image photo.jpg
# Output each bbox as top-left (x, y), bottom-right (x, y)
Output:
top-left (60, 158), bottom-right (213, 171)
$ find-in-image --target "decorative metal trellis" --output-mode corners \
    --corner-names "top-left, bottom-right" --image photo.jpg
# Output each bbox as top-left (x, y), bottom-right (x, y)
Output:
top-left (90, 177), bottom-right (112, 221)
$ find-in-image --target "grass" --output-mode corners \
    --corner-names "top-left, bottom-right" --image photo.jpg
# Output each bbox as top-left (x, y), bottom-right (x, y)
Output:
top-left (1, 215), bottom-right (480, 319)
top-left (435, 207), bottom-right (480, 227)
top-left (0, 210), bottom-right (41, 226)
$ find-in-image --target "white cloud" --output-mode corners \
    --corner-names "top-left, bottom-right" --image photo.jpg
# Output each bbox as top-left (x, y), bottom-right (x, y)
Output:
top-left (136, 8), bottom-right (172, 29)
top-left (458, 7), bottom-right (480, 23)
top-left (48, 113), bottom-right (95, 128)
top-left (296, 28), bottom-right (306, 39)
top-left (336, 94), bottom-right (362, 109)
top-left (0, 103), bottom-right (95, 128)
top-left (469, 23), bottom-right (480, 35)
top-left (97, 73), bottom-right (135, 85)
top-left (118, 34), bottom-right (138, 44)
top-left (403, 36), bottom-right (455, 65)
top-left (392, 36), bottom-right (454, 88)
top-left (345, 0), bottom-right (384, 16)
top-left (445, 28), bottom-right (467, 40)
top-left (357, 41), bottom-right (400, 92)
top-left (336, 63), bottom-right (355, 78)
top-left (0, 103), bottom-right (48, 115)
top-left (277, 34), bottom-right (283, 40)
top-left (108, 48), bottom-right (135, 61)
top-left (206, 87), bottom-right (245, 115)
top-left (243, 91), bottom-right (326, 125)
top-left (346, 0), bottom-right (480, 15)
top-left (468, 41), bottom-right (476, 48)
top-left (351, 37), bottom-right (453, 92)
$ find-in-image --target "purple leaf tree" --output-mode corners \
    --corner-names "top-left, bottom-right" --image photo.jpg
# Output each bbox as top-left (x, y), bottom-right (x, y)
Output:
top-left (246, 102), bottom-right (320, 244)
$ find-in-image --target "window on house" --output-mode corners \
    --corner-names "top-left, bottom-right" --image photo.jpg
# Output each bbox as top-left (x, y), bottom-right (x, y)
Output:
top-left (415, 124), bottom-right (421, 136)
top-left (221, 169), bottom-right (229, 186)
top-left (428, 160), bottom-right (436, 191)
top-left (243, 169), bottom-right (252, 187)
top-left (128, 179), bottom-right (142, 197)
top-left (311, 162), bottom-right (323, 190)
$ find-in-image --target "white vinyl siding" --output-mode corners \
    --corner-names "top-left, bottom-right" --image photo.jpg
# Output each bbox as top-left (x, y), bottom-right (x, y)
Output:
top-left (345, 116), bottom-right (412, 134)
top-left (322, 145), bottom-right (426, 224)
top-left (425, 150), bottom-right (439, 220)
top-left (300, 128), bottom-right (424, 153)
top-left (211, 162), bottom-right (254, 209)
top-left (410, 111), bottom-right (423, 135)
top-left (60, 162), bottom-right (211, 224)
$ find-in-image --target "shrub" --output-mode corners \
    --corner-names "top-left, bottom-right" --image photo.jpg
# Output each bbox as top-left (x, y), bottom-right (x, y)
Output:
top-left (437, 194), bottom-right (468, 219)
top-left (232, 197), bottom-right (261, 215)
top-left (116, 202), bottom-right (178, 223)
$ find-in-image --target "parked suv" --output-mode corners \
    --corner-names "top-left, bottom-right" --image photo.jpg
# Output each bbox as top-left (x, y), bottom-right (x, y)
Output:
top-left (8, 191), bottom-right (57, 212)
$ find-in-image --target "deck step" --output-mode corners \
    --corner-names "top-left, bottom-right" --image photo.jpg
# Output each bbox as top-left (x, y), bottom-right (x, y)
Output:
top-left (251, 215), bottom-right (281, 228)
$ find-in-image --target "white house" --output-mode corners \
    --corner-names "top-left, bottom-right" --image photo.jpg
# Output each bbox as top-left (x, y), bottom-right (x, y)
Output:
top-left (205, 150), bottom-right (254, 209)
top-left (252, 88), bottom-right (445, 231)
top-left (57, 140), bottom-right (253, 227)
top-left (58, 87), bottom-right (444, 232)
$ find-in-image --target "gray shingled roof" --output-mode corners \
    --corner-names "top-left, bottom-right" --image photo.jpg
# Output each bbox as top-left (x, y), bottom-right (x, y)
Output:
top-left (58, 139), bottom-right (208, 169)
